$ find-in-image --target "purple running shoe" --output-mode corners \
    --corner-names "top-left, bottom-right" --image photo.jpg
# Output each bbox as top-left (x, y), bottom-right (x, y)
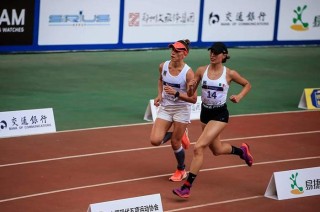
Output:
top-left (240, 143), bottom-right (253, 167)
top-left (173, 187), bottom-right (190, 198)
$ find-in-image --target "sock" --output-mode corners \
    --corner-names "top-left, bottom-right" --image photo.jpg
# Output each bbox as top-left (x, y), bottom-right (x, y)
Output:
top-left (231, 146), bottom-right (243, 156)
top-left (161, 132), bottom-right (172, 144)
top-left (174, 146), bottom-right (185, 170)
top-left (182, 172), bottom-right (197, 189)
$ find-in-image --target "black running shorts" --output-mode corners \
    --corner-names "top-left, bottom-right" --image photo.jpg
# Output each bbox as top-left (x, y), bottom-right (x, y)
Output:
top-left (200, 103), bottom-right (229, 124)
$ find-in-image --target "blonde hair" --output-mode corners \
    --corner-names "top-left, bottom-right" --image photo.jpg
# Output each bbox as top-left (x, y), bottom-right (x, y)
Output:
top-left (177, 39), bottom-right (191, 52)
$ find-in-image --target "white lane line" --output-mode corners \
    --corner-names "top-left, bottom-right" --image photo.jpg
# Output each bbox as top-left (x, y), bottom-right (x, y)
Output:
top-left (0, 110), bottom-right (316, 139)
top-left (0, 145), bottom-right (168, 168)
top-left (166, 195), bottom-right (264, 212)
top-left (200, 156), bottom-right (320, 172)
top-left (0, 173), bottom-right (169, 203)
top-left (1, 130), bottom-right (319, 168)
top-left (222, 130), bottom-right (320, 141)
top-left (0, 156), bottom-right (319, 203)
top-left (59, 109), bottom-right (316, 132)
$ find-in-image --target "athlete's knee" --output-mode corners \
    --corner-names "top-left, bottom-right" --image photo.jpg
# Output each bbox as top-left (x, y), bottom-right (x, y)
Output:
top-left (150, 141), bottom-right (160, 146)
top-left (150, 136), bottom-right (162, 146)
top-left (193, 143), bottom-right (206, 156)
top-left (170, 138), bottom-right (181, 150)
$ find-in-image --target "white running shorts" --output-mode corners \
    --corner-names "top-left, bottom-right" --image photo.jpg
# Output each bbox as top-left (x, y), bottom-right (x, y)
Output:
top-left (157, 105), bottom-right (191, 123)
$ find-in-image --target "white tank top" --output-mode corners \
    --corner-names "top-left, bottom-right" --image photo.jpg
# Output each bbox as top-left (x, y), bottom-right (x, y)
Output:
top-left (201, 65), bottom-right (229, 106)
top-left (161, 60), bottom-right (191, 106)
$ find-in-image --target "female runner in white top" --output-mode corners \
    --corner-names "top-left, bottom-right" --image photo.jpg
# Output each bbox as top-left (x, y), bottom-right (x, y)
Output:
top-left (150, 39), bottom-right (197, 182)
top-left (173, 42), bottom-right (253, 198)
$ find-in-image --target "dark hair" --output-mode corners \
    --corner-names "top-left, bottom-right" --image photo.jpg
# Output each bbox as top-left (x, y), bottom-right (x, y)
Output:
top-left (208, 42), bottom-right (230, 63)
top-left (222, 54), bottom-right (230, 63)
top-left (177, 39), bottom-right (191, 52)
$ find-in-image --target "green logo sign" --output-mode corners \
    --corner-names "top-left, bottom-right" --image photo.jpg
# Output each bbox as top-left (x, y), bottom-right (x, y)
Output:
top-left (290, 172), bottom-right (304, 195)
top-left (291, 5), bottom-right (309, 31)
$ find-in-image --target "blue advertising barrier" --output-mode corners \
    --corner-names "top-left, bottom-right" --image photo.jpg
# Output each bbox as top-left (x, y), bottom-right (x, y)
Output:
top-left (0, 0), bottom-right (319, 53)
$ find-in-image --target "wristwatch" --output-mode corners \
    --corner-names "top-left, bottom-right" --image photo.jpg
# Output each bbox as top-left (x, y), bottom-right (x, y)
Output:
top-left (174, 91), bottom-right (180, 101)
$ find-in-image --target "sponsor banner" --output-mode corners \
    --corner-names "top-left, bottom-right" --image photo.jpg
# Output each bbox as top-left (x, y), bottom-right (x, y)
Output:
top-left (87, 193), bottom-right (163, 212)
top-left (0, 108), bottom-right (56, 138)
top-left (0, 0), bottom-right (35, 45)
top-left (277, 0), bottom-right (320, 41)
top-left (298, 88), bottom-right (320, 110)
top-left (38, 0), bottom-right (120, 45)
top-left (202, 0), bottom-right (276, 42)
top-left (123, 0), bottom-right (200, 43)
top-left (265, 167), bottom-right (320, 200)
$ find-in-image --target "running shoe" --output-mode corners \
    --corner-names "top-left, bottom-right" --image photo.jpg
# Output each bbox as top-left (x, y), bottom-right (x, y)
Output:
top-left (181, 128), bottom-right (190, 149)
top-left (169, 169), bottom-right (187, 182)
top-left (240, 143), bottom-right (253, 167)
top-left (173, 187), bottom-right (190, 198)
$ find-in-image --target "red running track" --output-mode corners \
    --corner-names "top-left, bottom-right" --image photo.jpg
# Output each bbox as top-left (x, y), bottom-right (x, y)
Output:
top-left (0, 110), bottom-right (319, 211)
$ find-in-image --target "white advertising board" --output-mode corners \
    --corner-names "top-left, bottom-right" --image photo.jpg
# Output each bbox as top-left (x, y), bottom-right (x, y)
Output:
top-left (265, 167), bottom-right (320, 200)
top-left (277, 0), bottom-right (320, 41)
top-left (202, 0), bottom-right (276, 42)
top-left (123, 0), bottom-right (200, 43)
top-left (87, 193), bottom-right (163, 212)
top-left (0, 108), bottom-right (56, 138)
top-left (38, 0), bottom-right (120, 45)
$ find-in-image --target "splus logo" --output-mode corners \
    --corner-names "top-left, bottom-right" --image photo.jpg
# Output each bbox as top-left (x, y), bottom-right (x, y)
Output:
top-left (289, 172), bottom-right (304, 195)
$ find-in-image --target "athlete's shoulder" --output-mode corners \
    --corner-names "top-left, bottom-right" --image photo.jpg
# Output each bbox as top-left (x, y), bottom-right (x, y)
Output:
top-left (159, 61), bottom-right (169, 70)
top-left (226, 67), bottom-right (238, 75)
top-left (225, 66), bottom-right (235, 73)
top-left (226, 67), bottom-right (242, 81)
top-left (195, 65), bottom-right (207, 76)
top-left (184, 62), bottom-right (192, 70)
top-left (196, 65), bottom-right (207, 72)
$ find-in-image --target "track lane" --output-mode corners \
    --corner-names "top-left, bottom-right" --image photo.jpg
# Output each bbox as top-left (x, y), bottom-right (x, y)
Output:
top-left (0, 111), bottom-right (319, 211)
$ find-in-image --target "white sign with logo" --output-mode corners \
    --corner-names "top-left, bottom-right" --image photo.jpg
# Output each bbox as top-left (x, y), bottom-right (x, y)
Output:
top-left (123, 0), bottom-right (200, 43)
top-left (144, 96), bottom-right (202, 122)
top-left (277, 0), bottom-right (320, 40)
top-left (264, 166), bottom-right (320, 200)
top-left (38, 0), bottom-right (120, 45)
top-left (87, 193), bottom-right (163, 212)
top-left (202, 0), bottom-right (276, 41)
top-left (0, 108), bottom-right (56, 138)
